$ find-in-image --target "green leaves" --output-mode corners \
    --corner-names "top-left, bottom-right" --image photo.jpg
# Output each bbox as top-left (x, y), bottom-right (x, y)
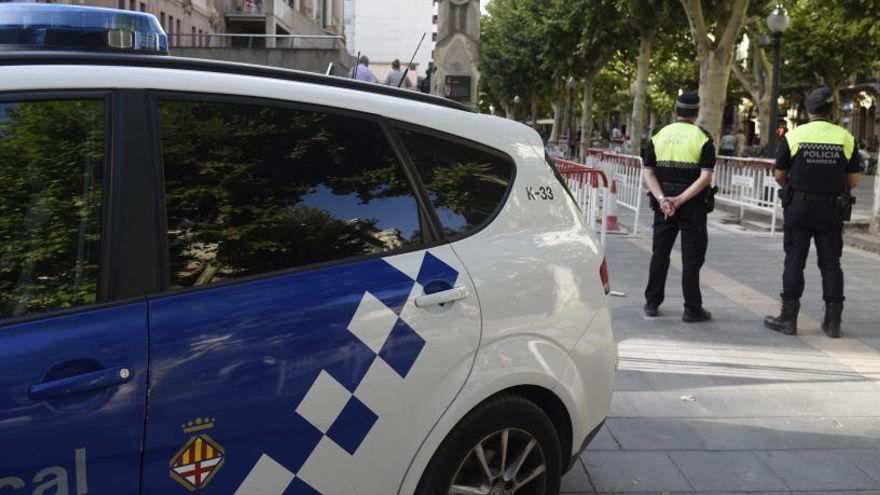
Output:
top-left (0, 100), bottom-right (104, 318)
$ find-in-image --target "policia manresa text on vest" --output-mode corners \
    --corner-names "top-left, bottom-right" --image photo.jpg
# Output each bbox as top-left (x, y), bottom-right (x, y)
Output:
top-left (764, 87), bottom-right (861, 339)
top-left (642, 92), bottom-right (715, 323)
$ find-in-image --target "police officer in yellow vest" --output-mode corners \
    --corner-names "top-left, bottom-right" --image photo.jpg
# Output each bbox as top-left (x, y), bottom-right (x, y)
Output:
top-left (764, 87), bottom-right (861, 338)
top-left (643, 92), bottom-right (715, 322)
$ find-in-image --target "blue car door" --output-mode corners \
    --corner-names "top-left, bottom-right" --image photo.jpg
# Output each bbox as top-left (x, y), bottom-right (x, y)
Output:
top-left (141, 96), bottom-right (481, 494)
top-left (0, 93), bottom-right (158, 493)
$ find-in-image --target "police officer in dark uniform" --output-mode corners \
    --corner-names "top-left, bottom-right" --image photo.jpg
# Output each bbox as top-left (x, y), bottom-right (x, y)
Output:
top-left (643, 92), bottom-right (715, 322)
top-left (765, 87), bottom-right (861, 338)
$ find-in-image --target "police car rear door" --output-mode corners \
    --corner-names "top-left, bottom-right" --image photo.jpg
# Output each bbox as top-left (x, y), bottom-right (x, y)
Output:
top-left (140, 93), bottom-right (480, 494)
top-left (0, 90), bottom-right (159, 493)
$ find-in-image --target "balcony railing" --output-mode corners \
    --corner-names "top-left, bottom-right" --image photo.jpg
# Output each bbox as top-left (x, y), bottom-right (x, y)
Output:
top-left (169, 32), bottom-right (344, 50)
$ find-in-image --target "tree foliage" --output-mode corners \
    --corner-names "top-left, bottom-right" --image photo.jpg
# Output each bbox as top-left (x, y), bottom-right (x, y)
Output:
top-left (0, 100), bottom-right (103, 317)
top-left (782, 0), bottom-right (880, 113)
top-left (481, 0), bottom-right (551, 113)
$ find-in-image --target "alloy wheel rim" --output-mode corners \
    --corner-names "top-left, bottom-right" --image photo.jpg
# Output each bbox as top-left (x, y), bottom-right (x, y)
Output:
top-left (448, 427), bottom-right (548, 495)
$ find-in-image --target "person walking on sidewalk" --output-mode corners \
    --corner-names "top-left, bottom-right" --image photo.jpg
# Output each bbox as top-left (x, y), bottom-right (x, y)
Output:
top-left (764, 87), bottom-right (861, 338)
top-left (349, 55), bottom-right (379, 83)
top-left (642, 92), bottom-right (715, 322)
top-left (385, 59), bottom-right (412, 89)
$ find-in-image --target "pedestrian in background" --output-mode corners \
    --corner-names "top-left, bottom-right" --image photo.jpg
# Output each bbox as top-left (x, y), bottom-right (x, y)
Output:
top-left (764, 87), bottom-right (861, 338)
top-left (385, 59), bottom-right (412, 89)
top-left (720, 127), bottom-right (737, 156)
top-left (858, 140), bottom-right (871, 173)
top-left (642, 92), bottom-right (715, 323)
top-left (349, 55), bottom-right (379, 83)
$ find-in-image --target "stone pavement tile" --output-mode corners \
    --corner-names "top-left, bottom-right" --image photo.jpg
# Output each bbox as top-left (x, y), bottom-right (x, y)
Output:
top-left (585, 423), bottom-right (620, 451)
top-left (561, 459), bottom-right (595, 493)
top-left (615, 391), bottom-right (713, 418)
top-left (669, 451), bottom-right (787, 492)
top-left (644, 370), bottom-right (720, 391)
top-left (609, 392), bottom-right (640, 418)
top-left (757, 450), bottom-right (880, 491)
top-left (685, 417), bottom-right (790, 451)
top-left (759, 417), bottom-right (880, 449)
top-left (614, 369), bottom-right (654, 391)
top-left (606, 418), bottom-right (705, 451)
top-left (696, 390), bottom-right (880, 418)
top-left (581, 452), bottom-right (692, 493)
top-left (840, 449), bottom-right (880, 483)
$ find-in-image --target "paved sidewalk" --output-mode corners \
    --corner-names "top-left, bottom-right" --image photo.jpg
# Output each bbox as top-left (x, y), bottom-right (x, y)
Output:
top-left (561, 207), bottom-right (880, 494)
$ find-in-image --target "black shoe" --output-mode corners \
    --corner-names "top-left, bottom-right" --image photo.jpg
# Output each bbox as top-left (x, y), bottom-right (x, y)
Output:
top-left (644, 303), bottom-right (659, 317)
top-left (683, 306), bottom-right (711, 323)
top-left (822, 302), bottom-right (843, 338)
top-left (764, 300), bottom-right (799, 335)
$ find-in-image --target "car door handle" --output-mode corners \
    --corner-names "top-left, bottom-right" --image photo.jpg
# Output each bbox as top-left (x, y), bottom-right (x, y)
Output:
top-left (28, 366), bottom-right (133, 401)
top-left (415, 286), bottom-right (469, 308)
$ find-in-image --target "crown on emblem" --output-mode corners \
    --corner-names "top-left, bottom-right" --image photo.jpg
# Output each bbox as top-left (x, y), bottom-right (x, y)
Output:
top-left (181, 417), bottom-right (215, 434)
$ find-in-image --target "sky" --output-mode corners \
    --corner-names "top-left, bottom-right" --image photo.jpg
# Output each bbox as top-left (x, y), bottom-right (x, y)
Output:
top-left (481, 0), bottom-right (490, 15)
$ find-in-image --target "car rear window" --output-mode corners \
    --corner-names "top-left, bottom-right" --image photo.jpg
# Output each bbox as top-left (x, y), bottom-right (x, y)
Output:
top-left (396, 128), bottom-right (513, 238)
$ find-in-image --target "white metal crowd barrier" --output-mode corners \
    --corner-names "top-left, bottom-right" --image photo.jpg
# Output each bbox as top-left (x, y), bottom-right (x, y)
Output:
top-left (553, 158), bottom-right (609, 246)
top-left (583, 149), bottom-right (645, 235)
top-left (713, 156), bottom-right (780, 235)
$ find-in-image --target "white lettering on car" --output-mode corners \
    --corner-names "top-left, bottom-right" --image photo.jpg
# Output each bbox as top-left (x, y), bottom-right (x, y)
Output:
top-left (0, 448), bottom-right (87, 495)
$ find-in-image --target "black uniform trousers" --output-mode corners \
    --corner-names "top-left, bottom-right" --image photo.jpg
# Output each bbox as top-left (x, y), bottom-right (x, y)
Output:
top-left (645, 197), bottom-right (708, 309)
top-left (781, 197), bottom-right (844, 303)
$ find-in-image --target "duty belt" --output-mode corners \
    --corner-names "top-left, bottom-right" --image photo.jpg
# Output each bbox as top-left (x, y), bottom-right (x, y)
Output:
top-left (791, 191), bottom-right (837, 204)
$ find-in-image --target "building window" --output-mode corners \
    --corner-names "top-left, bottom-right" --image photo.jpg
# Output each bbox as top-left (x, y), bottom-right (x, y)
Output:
top-left (432, 14), bottom-right (437, 24)
top-left (118, 0), bottom-right (125, 9)
top-left (432, 32), bottom-right (438, 42)
top-left (139, 2), bottom-right (145, 11)
top-left (129, 0), bottom-right (135, 10)
top-left (160, 12), bottom-right (165, 29)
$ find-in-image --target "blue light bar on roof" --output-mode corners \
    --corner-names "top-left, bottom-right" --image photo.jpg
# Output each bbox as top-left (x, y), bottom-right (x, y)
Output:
top-left (0, 3), bottom-right (168, 54)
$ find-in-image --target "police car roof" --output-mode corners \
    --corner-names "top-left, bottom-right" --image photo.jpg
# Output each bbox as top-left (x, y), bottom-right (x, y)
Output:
top-left (0, 50), bottom-right (473, 113)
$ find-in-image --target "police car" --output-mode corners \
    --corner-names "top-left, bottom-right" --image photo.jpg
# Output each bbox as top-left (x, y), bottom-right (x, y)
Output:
top-left (0, 4), bottom-right (616, 494)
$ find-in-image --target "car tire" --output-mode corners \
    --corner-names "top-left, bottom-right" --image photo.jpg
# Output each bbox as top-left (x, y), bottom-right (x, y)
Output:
top-left (415, 393), bottom-right (563, 495)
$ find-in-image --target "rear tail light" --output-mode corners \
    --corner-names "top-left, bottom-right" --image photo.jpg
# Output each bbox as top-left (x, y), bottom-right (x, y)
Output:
top-left (599, 258), bottom-right (610, 295)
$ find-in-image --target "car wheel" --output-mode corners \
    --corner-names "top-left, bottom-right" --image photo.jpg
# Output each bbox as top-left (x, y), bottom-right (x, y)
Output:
top-left (416, 393), bottom-right (562, 495)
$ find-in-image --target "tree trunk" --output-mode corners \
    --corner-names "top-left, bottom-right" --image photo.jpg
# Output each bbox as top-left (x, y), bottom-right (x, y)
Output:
top-left (580, 73), bottom-right (595, 161)
top-left (530, 98), bottom-right (538, 130)
top-left (682, 0), bottom-right (750, 144)
top-left (758, 93), bottom-right (772, 149)
top-left (550, 100), bottom-right (564, 143)
top-left (630, 32), bottom-right (654, 156)
top-left (697, 50), bottom-right (737, 144)
top-left (831, 84), bottom-right (841, 123)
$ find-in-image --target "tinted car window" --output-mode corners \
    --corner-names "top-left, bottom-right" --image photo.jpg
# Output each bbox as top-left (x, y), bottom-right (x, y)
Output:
top-left (0, 99), bottom-right (105, 319)
top-left (397, 129), bottom-right (513, 237)
top-left (158, 99), bottom-right (423, 288)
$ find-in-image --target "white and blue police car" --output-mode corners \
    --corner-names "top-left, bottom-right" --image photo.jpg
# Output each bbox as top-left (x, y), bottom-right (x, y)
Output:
top-left (0, 4), bottom-right (616, 494)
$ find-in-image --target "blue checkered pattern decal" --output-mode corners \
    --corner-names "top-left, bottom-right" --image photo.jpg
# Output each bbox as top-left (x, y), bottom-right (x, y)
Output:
top-left (232, 251), bottom-right (459, 494)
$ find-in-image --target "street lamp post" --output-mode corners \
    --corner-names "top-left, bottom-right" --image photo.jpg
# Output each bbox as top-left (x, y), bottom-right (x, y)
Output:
top-left (513, 95), bottom-right (521, 121)
top-left (566, 76), bottom-right (576, 159)
top-left (765, 2), bottom-right (790, 158)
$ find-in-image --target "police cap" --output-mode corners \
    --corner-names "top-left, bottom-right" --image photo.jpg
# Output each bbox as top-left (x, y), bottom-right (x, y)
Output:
top-left (805, 87), bottom-right (834, 115)
top-left (676, 92), bottom-right (700, 117)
